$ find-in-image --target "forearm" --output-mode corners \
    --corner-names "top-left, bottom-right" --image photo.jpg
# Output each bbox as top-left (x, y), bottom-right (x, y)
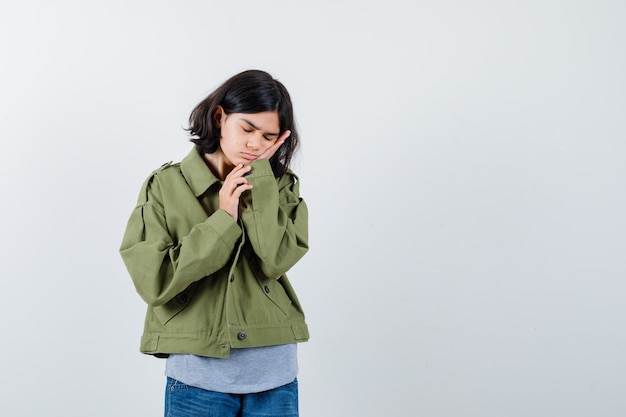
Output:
top-left (239, 160), bottom-right (309, 278)
top-left (120, 205), bottom-right (242, 306)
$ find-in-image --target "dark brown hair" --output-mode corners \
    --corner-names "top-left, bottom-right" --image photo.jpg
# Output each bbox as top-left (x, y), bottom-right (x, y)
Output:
top-left (187, 70), bottom-right (300, 177)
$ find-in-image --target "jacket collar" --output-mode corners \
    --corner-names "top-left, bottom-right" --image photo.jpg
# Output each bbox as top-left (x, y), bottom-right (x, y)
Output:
top-left (180, 147), bottom-right (220, 197)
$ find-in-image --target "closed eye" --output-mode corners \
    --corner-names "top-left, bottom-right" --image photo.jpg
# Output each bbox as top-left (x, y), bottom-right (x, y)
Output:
top-left (239, 117), bottom-right (280, 138)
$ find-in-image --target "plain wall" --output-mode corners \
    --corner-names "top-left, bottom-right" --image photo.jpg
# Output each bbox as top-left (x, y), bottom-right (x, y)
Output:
top-left (1, 1), bottom-right (624, 416)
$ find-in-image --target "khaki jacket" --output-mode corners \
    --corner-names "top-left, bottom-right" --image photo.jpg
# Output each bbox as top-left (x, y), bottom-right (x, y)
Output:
top-left (120, 149), bottom-right (309, 358)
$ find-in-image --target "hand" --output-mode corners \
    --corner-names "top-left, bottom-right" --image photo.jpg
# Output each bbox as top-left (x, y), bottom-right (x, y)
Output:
top-left (219, 164), bottom-right (253, 221)
top-left (257, 130), bottom-right (291, 161)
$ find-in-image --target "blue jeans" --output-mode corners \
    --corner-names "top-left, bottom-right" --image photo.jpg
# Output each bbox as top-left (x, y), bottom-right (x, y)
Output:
top-left (164, 377), bottom-right (299, 417)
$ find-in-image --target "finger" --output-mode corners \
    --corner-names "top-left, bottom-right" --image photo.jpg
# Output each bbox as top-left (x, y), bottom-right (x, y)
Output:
top-left (220, 176), bottom-right (248, 195)
top-left (274, 130), bottom-right (291, 150)
top-left (226, 164), bottom-right (251, 179)
top-left (258, 132), bottom-right (290, 160)
top-left (277, 130), bottom-right (291, 143)
top-left (268, 133), bottom-right (288, 154)
top-left (233, 183), bottom-right (253, 197)
top-left (227, 177), bottom-right (250, 191)
top-left (229, 164), bottom-right (249, 175)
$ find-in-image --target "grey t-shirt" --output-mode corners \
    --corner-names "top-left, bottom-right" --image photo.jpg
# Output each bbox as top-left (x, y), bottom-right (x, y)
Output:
top-left (165, 344), bottom-right (297, 394)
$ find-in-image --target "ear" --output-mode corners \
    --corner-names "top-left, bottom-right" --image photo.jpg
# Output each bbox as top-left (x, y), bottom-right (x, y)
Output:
top-left (213, 106), bottom-right (225, 127)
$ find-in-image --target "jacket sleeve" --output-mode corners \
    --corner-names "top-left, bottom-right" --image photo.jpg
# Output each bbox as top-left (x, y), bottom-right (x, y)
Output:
top-left (119, 172), bottom-right (242, 307)
top-left (239, 159), bottom-right (309, 279)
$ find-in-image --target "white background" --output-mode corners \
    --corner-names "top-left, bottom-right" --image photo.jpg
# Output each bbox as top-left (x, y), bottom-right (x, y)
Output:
top-left (1, 1), bottom-right (625, 416)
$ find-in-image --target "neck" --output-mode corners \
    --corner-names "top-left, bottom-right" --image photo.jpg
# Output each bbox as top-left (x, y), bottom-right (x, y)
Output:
top-left (202, 149), bottom-right (233, 180)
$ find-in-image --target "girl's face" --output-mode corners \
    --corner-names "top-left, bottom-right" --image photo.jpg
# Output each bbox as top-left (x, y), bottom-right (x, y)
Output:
top-left (216, 107), bottom-right (281, 168)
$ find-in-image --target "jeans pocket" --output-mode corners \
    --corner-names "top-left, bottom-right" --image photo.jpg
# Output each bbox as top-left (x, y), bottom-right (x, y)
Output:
top-left (166, 377), bottom-right (194, 392)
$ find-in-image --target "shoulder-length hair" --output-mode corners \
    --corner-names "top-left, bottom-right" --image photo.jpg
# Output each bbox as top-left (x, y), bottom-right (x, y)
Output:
top-left (187, 70), bottom-right (300, 177)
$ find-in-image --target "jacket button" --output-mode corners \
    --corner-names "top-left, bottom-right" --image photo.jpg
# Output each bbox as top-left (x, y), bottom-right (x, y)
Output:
top-left (264, 285), bottom-right (270, 293)
top-left (237, 331), bottom-right (247, 340)
top-left (230, 274), bottom-right (235, 283)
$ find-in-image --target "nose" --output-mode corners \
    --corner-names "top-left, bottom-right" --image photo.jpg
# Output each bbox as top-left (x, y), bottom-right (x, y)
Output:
top-left (246, 133), bottom-right (262, 151)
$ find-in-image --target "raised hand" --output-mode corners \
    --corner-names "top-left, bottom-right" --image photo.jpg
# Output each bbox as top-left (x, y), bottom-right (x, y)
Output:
top-left (219, 130), bottom-right (290, 221)
top-left (219, 163), bottom-right (253, 221)
top-left (256, 130), bottom-right (291, 161)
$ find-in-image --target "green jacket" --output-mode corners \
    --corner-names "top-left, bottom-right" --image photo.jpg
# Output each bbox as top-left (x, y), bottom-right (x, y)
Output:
top-left (120, 148), bottom-right (309, 359)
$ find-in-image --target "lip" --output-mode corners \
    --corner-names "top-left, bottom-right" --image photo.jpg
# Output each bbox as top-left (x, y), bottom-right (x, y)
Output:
top-left (241, 153), bottom-right (258, 161)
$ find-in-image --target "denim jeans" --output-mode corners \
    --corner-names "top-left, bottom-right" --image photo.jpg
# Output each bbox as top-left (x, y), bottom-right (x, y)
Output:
top-left (164, 377), bottom-right (299, 417)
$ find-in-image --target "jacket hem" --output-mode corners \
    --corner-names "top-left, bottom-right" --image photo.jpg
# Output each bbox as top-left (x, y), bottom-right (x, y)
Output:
top-left (140, 323), bottom-right (309, 359)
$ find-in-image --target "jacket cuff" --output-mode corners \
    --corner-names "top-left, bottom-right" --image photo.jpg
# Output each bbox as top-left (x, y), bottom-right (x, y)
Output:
top-left (246, 158), bottom-right (274, 179)
top-left (207, 209), bottom-right (242, 244)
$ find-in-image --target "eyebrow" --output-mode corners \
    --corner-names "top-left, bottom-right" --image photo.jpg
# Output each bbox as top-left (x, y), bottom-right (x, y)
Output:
top-left (240, 118), bottom-right (280, 137)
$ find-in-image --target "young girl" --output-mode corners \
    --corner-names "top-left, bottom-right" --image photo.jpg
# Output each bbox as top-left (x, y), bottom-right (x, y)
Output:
top-left (120, 70), bottom-right (309, 417)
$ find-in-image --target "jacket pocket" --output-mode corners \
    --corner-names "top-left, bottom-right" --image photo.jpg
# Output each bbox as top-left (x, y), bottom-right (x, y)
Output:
top-left (259, 278), bottom-right (293, 315)
top-left (153, 282), bottom-right (199, 325)
top-left (247, 254), bottom-right (292, 315)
